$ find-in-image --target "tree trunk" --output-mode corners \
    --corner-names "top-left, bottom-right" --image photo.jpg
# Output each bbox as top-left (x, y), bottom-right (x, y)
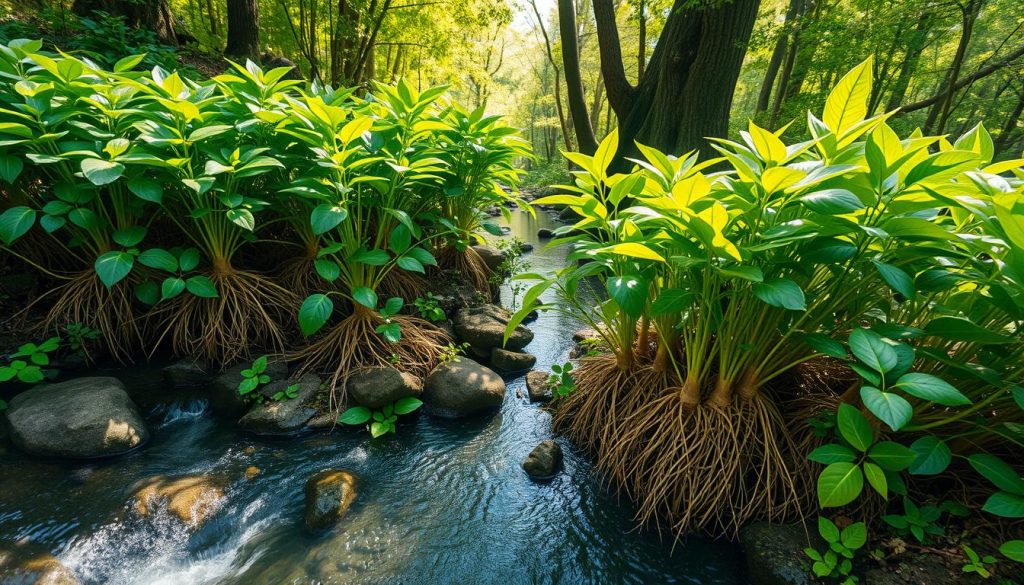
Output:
top-left (926, 0), bottom-right (983, 134)
top-left (531, 0), bottom-right (574, 151)
top-left (558, 0), bottom-right (598, 154)
top-left (225, 0), bottom-right (260, 59)
top-left (205, 0), bottom-right (218, 36)
top-left (590, 69), bottom-right (605, 133)
top-left (74, 0), bottom-right (177, 45)
top-left (756, 0), bottom-right (802, 115)
top-left (636, 0), bottom-right (646, 80)
top-left (995, 90), bottom-right (1024, 156)
top-left (886, 13), bottom-right (931, 111)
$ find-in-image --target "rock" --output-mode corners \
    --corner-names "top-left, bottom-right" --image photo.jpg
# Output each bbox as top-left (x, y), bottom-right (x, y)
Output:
top-left (863, 553), bottom-right (988, 585)
top-left (346, 366), bottom-right (422, 409)
top-left (537, 228), bottom-right (555, 238)
top-left (209, 359), bottom-right (288, 418)
top-left (421, 357), bottom-right (505, 418)
top-left (526, 370), bottom-right (553, 403)
top-left (162, 359), bottom-right (209, 387)
top-left (471, 245), bottom-right (505, 271)
top-left (453, 304), bottom-right (533, 352)
top-left (238, 374), bottom-right (321, 436)
top-left (558, 207), bottom-right (581, 221)
top-left (519, 242), bottom-right (534, 252)
top-left (4, 377), bottom-right (149, 459)
top-left (522, 440), bottom-right (562, 479)
top-left (307, 412), bottom-right (336, 430)
top-left (485, 206), bottom-right (501, 217)
top-left (0, 541), bottom-right (79, 585)
top-left (739, 522), bottom-right (817, 585)
top-left (490, 348), bottom-right (537, 374)
top-left (304, 469), bottom-right (358, 531)
top-left (134, 475), bottom-right (226, 527)
top-left (259, 53), bottom-right (303, 79)
top-left (245, 466), bottom-right (260, 480)
top-left (572, 327), bottom-right (601, 343)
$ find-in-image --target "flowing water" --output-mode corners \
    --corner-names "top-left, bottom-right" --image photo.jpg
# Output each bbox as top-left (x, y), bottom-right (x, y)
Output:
top-left (0, 208), bottom-right (744, 584)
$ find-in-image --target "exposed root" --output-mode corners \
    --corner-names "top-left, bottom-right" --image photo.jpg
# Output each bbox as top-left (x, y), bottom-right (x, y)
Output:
top-left (276, 254), bottom-right (333, 299)
top-left (29, 270), bottom-right (145, 363)
top-left (378, 269), bottom-right (430, 302)
top-left (437, 245), bottom-right (492, 293)
top-left (149, 269), bottom-right (299, 366)
top-left (293, 309), bottom-right (449, 412)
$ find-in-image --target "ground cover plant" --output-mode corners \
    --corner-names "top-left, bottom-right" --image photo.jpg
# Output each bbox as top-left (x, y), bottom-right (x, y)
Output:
top-left (509, 58), bottom-right (1024, 567)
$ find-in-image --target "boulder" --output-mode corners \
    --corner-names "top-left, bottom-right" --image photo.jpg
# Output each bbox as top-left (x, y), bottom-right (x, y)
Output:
top-left (238, 374), bottom-right (321, 436)
top-left (490, 348), bottom-right (537, 374)
top-left (134, 475), bottom-right (226, 527)
top-left (537, 228), bottom-right (555, 238)
top-left (421, 357), bottom-right (505, 418)
top-left (522, 440), bottom-right (562, 479)
top-left (739, 522), bottom-right (817, 585)
top-left (519, 242), bottom-right (534, 252)
top-left (162, 359), bottom-right (209, 387)
top-left (526, 370), bottom-right (553, 403)
top-left (471, 245), bottom-right (505, 271)
top-left (304, 469), bottom-right (358, 531)
top-left (453, 304), bottom-right (533, 353)
top-left (0, 542), bottom-right (79, 585)
top-left (4, 377), bottom-right (149, 459)
top-left (209, 359), bottom-right (288, 418)
top-left (346, 366), bottom-right (422, 409)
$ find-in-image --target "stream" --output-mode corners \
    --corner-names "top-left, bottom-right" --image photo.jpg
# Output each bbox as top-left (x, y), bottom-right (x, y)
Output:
top-left (0, 208), bottom-right (744, 584)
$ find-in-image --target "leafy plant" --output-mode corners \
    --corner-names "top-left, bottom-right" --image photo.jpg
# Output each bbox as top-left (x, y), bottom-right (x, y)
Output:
top-left (548, 361), bottom-right (575, 399)
top-left (413, 293), bottom-right (446, 322)
top-left (961, 545), bottom-right (997, 579)
top-left (338, 396), bottom-right (423, 437)
top-left (63, 322), bottom-right (100, 357)
top-left (804, 516), bottom-right (867, 584)
top-left (438, 342), bottom-right (469, 364)
top-left (237, 355), bottom-right (271, 397)
top-left (271, 383), bottom-right (301, 401)
top-left (882, 498), bottom-right (945, 543)
top-left (0, 337), bottom-right (60, 383)
top-left (490, 237), bottom-right (531, 309)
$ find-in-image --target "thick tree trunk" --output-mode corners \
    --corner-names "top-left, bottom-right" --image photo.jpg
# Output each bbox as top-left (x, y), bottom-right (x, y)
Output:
top-left (558, 0), bottom-right (598, 154)
top-left (225, 0), bottom-right (260, 59)
top-left (74, 0), bottom-right (177, 45)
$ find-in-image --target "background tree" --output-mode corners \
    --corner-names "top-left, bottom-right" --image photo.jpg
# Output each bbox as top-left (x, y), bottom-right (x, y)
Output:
top-left (225, 0), bottom-right (259, 59)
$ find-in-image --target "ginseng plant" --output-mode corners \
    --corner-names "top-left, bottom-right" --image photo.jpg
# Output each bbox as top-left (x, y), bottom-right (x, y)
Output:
top-left (0, 43), bottom-right (161, 360)
top-left (433, 102), bottom-right (533, 291)
top-left (283, 81), bottom-right (454, 400)
top-left (130, 62), bottom-right (299, 365)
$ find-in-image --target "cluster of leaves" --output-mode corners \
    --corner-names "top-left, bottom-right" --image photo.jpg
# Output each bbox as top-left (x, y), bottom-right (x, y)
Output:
top-left (413, 293), bottom-right (446, 322)
top-left (548, 361), bottom-right (575, 400)
top-left (804, 517), bottom-right (867, 584)
top-left (0, 336), bottom-right (60, 384)
top-left (338, 397), bottom-right (423, 437)
top-left (237, 355), bottom-right (271, 397)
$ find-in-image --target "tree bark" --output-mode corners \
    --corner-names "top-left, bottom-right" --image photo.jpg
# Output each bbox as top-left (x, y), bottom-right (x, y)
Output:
top-left (559, 0), bottom-right (598, 154)
top-left (531, 0), bottom-right (574, 151)
top-left (995, 89), bottom-right (1024, 156)
top-left (925, 0), bottom-right (983, 133)
top-left (636, 0), bottom-right (647, 80)
top-left (885, 13), bottom-right (932, 111)
top-left (756, 0), bottom-right (802, 114)
top-left (74, 0), bottom-right (177, 45)
top-left (225, 0), bottom-right (260, 59)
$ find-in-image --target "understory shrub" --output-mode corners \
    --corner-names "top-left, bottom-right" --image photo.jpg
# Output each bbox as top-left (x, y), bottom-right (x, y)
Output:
top-left (509, 56), bottom-right (1024, 568)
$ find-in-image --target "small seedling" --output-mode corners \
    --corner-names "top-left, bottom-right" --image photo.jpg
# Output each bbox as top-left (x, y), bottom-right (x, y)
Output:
top-left (439, 342), bottom-right (469, 364)
top-left (961, 545), bottom-right (997, 578)
top-left (0, 337), bottom-right (61, 384)
top-left (548, 361), bottom-right (575, 399)
top-left (413, 293), bottom-right (446, 322)
top-left (882, 498), bottom-right (944, 543)
top-left (374, 297), bottom-right (404, 343)
top-left (339, 396), bottom-right (423, 437)
top-left (271, 383), bottom-right (300, 401)
top-left (238, 355), bottom-right (271, 396)
top-left (63, 322), bottom-right (100, 356)
top-left (804, 516), bottom-right (866, 584)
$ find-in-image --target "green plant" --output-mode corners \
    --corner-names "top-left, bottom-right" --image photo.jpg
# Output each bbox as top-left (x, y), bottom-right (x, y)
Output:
top-left (490, 237), bottom-right (531, 309)
top-left (413, 293), bottom-right (446, 322)
top-left (338, 396), bottom-right (423, 437)
top-left (962, 545), bottom-right (998, 578)
top-left (271, 383), bottom-right (300, 401)
top-left (548, 361), bottom-right (575, 399)
top-left (804, 516), bottom-right (867, 584)
top-left (0, 337), bottom-right (60, 383)
top-left (438, 342), bottom-right (469, 364)
top-left (63, 322), bottom-right (100, 357)
top-left (881, 498), bottom-right (945, 543)
top-left (237, 355), bottom-right (271, 397)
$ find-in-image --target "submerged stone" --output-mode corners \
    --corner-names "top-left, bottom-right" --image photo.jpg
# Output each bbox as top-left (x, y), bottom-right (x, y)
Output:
top-left (346, 366), bottom-right (422, 409)
top-left (739, 522), bottom-right (818, 585)
top-left (4, 377), bottom-right (149, 459)
top-left (238, 374), bottom-right (321, 436)
top-left (537, 228), bottom-right (554, 238)
top-left (522, 440), bottom-right (562, 479)
top-left (304, 469), bottom-right (358, 531)
top-left (133, 475), bottom-right (226, 527)
top-left (421, 357), bottom-right (505, 418)
top-left (489, 348), bottom-right (537, 374)
top-left (162, 359), bottom-right (209, 387)
top-left (453, 304), bottom-right (533, 353)
top-left (0, 541), bottom-right (79, 585)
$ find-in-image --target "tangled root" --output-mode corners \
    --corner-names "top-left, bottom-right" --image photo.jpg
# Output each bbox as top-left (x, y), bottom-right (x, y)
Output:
top-left (276, 255), bottom-right (332, 299)
top-left (437, 245), bottom-right (492, 293)
top-left (379, 269), bottom-right (430, 302)
top-left (555, 353), bottom-right (804, 539)
top-left (30, 270), bottom-right (145, 363)
top-left (293, 309), bottom-right (449, 412)
top-left (149, 269), bottom-right (299, 366)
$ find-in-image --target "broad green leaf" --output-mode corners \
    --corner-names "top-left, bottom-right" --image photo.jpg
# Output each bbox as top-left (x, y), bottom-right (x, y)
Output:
top-left (841, 522), bottom-right (867, 550)
top-left (837, 403), bottom-right (874, 452)
top-left (397, 256), bottom-right (425, 273)
top-left (808, 444), bottom-right (857, 464)
top-left (983, 492), bottom-right (1024, 518)
top-left (226, 208), bottom-right (255, 231)
top-left (338, 406), bottom-right (372, 425)
top-left (185, 276), bottom-right (218, 298)
top-left (351, 249), bottom-right (390, 266)
top-left (604, 242), bottom-right (665, 262)
top-left (113, 226), bottom-right (146, 247)
top-left (817, 462), bottom-right (864, 508)
top-left (127, 177), bottom-right (163, 203)
top-left (924, 316), bottom-right (1011, 344)
top-left (135, 280), bottom-right (159, 305)
top-left (162, 277), bottom-right (186, 300)
top-left (999, 540), bottom-right (1024, 562)
top-left (969, 454), bottom-right (1024, 496)
top-left (874, 261), bottom-right (915, 300)
top-left (352, 286), bottom-right (378, 310)
top-left (800, 189), bottom-right (864, 214)
top-left (0, 206), bottom-right (36, 245)
top-left (849, 328), bottom-right (898, 375)
top-left (299, 294), bottom-right (333, 336)
top-left (908, 436), bottom-right (952, 475)
top-left (310, 204), bottom-right (348, 235)
top-left (178, 248), bottom-right (200, 271)
top-left (803, 334), bottom-right (848, 359)
top-left (81, 158), bottom-right (125, 185)
top-left (393, 397), bottom-right (422, 415)
top-left (752, 279), bottom-right (806, 310)
top-left (894, 373), bottom-right (970, 406)
top-left (94, 251), bottom-right (134, 288)
top-left (818, 516), bottom-right (840, 542)
top-left (0, 155), bottom-right (23, 183)
top-left (868, 441), bottom-right (917, 472)
top-left (606, 275), bottom-right (648, 319)
top-left (863, 461), bottom-right (888, 499)
top-left (139, 248), bottom-right (178, 272)
top-left (823, 56), bottom-right (873, 135)
top-left (860, 386), bottom-right (912, 431)
top-left (314, 259), bottom-right (339, 282)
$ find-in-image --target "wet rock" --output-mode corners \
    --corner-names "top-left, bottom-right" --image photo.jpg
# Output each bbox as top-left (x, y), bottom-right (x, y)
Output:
top-left (526, 370), bottom-right (553, 403)
top-left (430, 271), bottom-right (484, 315)
top-left (522, 440), bottom-right (562, 479)
top-left (245, 466), bottom-right (260, 480)
top-left (307, 412), bottom-right (337, 430)
top-left (572, 327), bottom-right (601, 343)
top-left (519, 242), bottom-right (534, 252)
top-left (209, 359), bottom-right (288, 418)
top-left (421, 357), bottom-right (505, 418)
top-left (537, 228), bottom-right (555, 238)
top-left (4, 377), bottom-right (149, 459)
top-left (0, 541), bottom-right (79, 585)
top-left (739, 522), bottom-right (817, 585)
top-left (346, 366), bottom-right (422, 409)
top-left (133, 475), bottom-right (226, 527)
top-left (162, 359), bottom-right (209, 387)
top-left (864, 553), bottom-right (987, 584)
top-left (304, 469), bottom-right (358, 531)
top-left (238, 374), bottom-right (321, 435)
top-left (471, 245), bottom-right (505, 271)
top-left (453, 304), bottom-right (533, 353)
top-left (490, 348), bottom-right (537, 374)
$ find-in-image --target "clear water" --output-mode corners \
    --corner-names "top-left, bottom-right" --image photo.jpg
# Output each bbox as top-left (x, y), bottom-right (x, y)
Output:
top-left (0, 208), bottom-right (744, 584)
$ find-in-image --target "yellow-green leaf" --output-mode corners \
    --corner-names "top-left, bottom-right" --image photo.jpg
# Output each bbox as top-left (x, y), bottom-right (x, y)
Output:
top-left (823, 56), bottom-right (873, 136)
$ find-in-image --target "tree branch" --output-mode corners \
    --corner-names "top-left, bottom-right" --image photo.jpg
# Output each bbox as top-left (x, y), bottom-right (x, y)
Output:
top-left (592, 0), bottom-right (635, 117)
top-left (897, 43), bottom-right (1024, 114)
